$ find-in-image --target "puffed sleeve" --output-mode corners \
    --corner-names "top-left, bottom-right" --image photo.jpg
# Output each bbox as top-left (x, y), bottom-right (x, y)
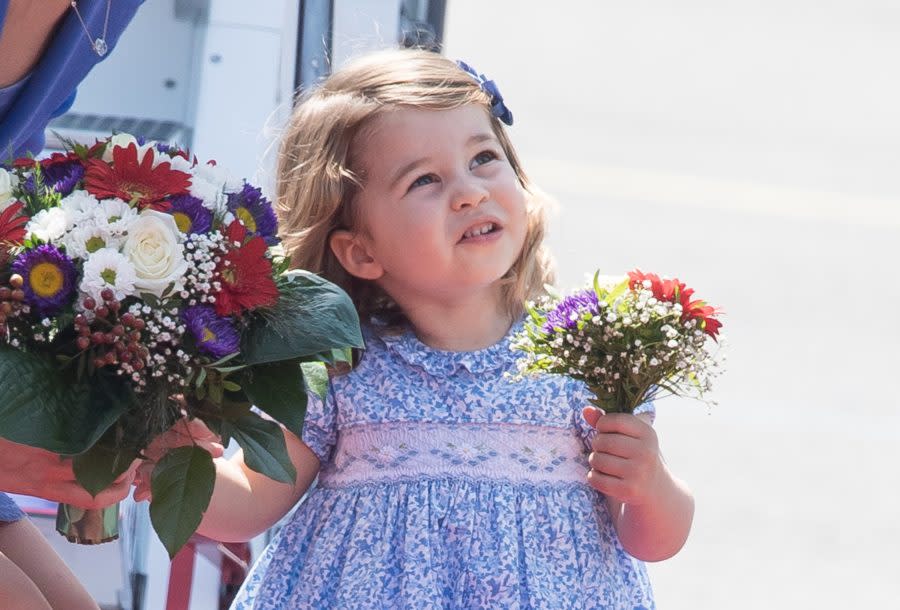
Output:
top-left (301, 381), bottom-right (339, 465)
top-left (569, 378), bottom-right (656, 452)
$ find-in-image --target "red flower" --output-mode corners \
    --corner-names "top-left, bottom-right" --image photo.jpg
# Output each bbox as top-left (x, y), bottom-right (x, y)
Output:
top-left (0, 201), bottom-right (28, 264)
top-left (84, 143), bottom-right (190, 211)
top-left (629, 269), bottom-right (721, 340)
top-left (213, 220), bottom-right (279, 316)
top-left (40, 151), bottom-right (82, 169)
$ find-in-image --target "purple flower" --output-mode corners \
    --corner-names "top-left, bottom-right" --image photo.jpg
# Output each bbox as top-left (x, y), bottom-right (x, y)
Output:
top-left (168, 194), bottom-right (213, 235)
top-left (542, 289), bottom-right (600, 334)
top-left (182, 305), bottom-right (240, 359)
top-left (43, 161), bottom-right (84, 196)
top-left (227, 183), bottom-right (278, 246)
top-left (20, 160), bottom-right (85, 197)
top-left (11, 245), bottom-right (78, 316)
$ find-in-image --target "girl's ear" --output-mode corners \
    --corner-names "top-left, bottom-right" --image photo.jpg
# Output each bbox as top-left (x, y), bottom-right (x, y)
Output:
top-left (329, 230), bottom-right (384, 280)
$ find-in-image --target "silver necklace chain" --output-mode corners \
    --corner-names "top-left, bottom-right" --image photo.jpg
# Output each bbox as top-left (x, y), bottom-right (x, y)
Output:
top-left (70, 0), bottom-right (112, 57)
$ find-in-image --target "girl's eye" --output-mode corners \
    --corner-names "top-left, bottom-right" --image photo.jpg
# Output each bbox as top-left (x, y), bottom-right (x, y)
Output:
top-left (409, 174), bottom-right (437, 190)
top-left (472, 150), bottom-right (498, 167)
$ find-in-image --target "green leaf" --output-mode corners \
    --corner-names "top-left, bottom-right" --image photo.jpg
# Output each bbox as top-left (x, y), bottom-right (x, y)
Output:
top-left (72, 443), bottom-right (139, 497)
top-left (0, 347), bottom-right (133, 454)
top-left (300, 361), bottom-right (328, 400)
top-left (242, 270), bottom-right (363, 365)
top-left (241, 360), bottom-right (308, 437)
top-left (149, 446), bottom-right (215, 559)
top-left (222, 414), bottom-right (296, 484)
top-left (605, 278), bottom-right (629, 305)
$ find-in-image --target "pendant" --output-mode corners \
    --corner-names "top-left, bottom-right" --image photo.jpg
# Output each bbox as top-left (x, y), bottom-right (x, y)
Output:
top-left (93, 38), bottom-right (108, 57)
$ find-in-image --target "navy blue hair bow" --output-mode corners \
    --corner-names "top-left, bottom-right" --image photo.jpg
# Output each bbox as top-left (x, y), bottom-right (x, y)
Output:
top-left (455, 60), bottom-right (514, 126)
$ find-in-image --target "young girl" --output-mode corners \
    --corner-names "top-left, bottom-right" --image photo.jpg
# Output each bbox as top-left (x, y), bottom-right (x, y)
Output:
top-left (154, 49), bottom-right (694, 609)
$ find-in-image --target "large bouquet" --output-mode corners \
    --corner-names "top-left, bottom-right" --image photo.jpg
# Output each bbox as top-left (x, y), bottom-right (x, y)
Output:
top-left (513, 270), bottom-right (723, 413)
top-left (0, 135), bottom-right (362, 556)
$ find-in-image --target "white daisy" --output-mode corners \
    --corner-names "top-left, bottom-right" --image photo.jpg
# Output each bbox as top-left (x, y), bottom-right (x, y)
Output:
top-left (93, 197), bottom-right (138, 235)
top-left (160, 152), bottom-right (194, 173)
top-left (26, 207), bottom-right (70, 242)
top-left (62, 224), bottom-right (123, 260)
top-left (60, 190), bottom-right (101, 227)
top-left (80, 247), bottom-right (137, 301)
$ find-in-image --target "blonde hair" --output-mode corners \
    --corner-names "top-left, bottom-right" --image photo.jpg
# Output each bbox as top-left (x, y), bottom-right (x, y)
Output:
top-left (277, 48), bottom-right (555, 325)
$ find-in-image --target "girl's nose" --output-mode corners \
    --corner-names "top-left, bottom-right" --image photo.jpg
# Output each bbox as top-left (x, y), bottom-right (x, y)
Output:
top-left (449, 177), bottom-right (489, 211)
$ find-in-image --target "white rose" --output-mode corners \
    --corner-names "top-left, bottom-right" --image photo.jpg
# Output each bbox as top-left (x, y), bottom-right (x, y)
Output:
top-left (0, 167), bottom-right (19, 211)
top-left (123, 210), bottom-right (188, 297)
top-left (102, 134), bottom-right (156, 164)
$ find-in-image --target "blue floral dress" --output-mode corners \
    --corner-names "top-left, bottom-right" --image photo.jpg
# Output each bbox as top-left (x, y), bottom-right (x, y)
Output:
top-left (232, 322), bottom-right (655, 609)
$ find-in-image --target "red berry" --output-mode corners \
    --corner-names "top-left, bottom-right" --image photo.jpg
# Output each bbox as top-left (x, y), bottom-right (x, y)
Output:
top-left (101, 288), bottom-right (114, 302)
top-left (130, 330), bottom-right (141, 342)
top-left (133, 318), bottom-right (146, 331)
top-left (132, 359), bottom-right (144, 371)
top-left (108, 300), bottom-right (121, 312)
top-left (83, 297), bottom-right (96, 310)
top-left (95, 306), bottom-right (109, 318)
top-left (76, 337), bottom-right (90, 350)
top-left (74, 314), bottom-right (87, 326)
top-left (79, 325), bottom-right (91, 337)
top-left (11, 289), bottom-right (24, 302)
top-left (93, 358), bottom-right (106, 368)
top-left (104, 351), bottom-right (117, 365)
top-left (121, 313), bottom-right (135, 326)
top-left (0, 287), bottom-right (10, 300)
top-left (112, 325), bottom-right (125, 336)
top-left (91, 332), bottom-right (105, 345)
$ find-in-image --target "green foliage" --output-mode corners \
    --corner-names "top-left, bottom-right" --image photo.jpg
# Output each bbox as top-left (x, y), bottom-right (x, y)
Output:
top-left (149, 446), bottom-right (216, 559)
top-left (0, 347), bottom-right (132, 454)
top-left (72, 443), bottom-right (139, 497)
top-left (242, 270), bottom-right (363, 365)
top-left (241, 359), bottom-right (308, 437)
top-left (222, 413), bottom-right (296, 484)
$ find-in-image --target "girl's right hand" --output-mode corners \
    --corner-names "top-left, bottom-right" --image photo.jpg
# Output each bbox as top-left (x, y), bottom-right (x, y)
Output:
top-left (132, 417), bottom-right (224, 502)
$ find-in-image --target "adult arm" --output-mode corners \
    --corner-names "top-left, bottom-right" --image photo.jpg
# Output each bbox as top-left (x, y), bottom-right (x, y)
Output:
top-left (0, 437), bottom-right (135, 509)
top-left (133, 419), bottom-right (321, 543)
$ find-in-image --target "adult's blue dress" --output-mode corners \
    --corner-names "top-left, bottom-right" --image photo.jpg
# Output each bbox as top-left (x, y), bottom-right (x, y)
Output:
top-left (0, 0), bottom-right (144, 159)
top-left (0, 0), bottom-right (144, 521)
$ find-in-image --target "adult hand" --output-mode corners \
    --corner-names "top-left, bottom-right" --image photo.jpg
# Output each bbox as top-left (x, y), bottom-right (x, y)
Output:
top-left (582, 406), bottom-right (663, 506)
top-left (133, 417), bottom-right (224, 502)
top-left (0, 438), bottom-right (138, 509)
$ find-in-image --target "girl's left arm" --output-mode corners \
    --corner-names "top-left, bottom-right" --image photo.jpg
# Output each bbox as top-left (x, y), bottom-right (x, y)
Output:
top-left (582, 407), bottom-right (694, 562)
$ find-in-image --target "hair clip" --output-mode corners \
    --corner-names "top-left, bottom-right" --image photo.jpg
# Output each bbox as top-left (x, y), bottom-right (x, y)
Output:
top-left (455, 60), bottom-right (514, 126)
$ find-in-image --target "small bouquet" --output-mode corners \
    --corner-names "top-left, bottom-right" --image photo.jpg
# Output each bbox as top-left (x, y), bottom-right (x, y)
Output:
top-left (0, 134), bottom-right (362, 556)
top-left (513, 270), bottom-right (723, 413)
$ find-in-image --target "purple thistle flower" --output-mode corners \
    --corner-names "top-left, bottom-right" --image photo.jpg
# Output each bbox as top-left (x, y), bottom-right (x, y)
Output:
top-left (182, 305), bottom-right (240, 359)
top-left (11, 245), bottom-right (78, 317)
top-left (226, 183), bottom-right (279, 246)
top-left (542, 289), bottom-right (600, 334)
top-left (20, 161), bottom-right (85, 197)
top-left (42, 161), bottom-right (85, 196)
top-left (168, 194), bottom-right (213, 235)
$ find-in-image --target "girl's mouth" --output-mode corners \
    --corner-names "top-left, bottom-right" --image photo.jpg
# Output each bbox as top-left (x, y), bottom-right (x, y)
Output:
top-left (460, 222), bottom-right (499, 241)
